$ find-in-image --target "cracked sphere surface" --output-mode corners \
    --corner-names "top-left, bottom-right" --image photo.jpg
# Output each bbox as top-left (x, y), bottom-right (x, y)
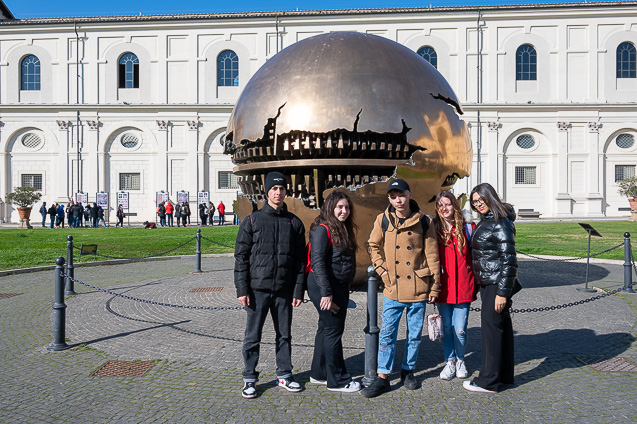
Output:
top-left (225, 31), bottom-right (472, 282)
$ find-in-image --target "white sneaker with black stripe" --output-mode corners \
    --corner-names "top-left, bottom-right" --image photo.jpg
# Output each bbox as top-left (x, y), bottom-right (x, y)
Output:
top-left (241, 381), bottom-right (257, 399)
top-left (277, 376), bottom-right (303, 392)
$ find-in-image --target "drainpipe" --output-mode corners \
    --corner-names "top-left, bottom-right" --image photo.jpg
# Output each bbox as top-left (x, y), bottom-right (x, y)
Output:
top-left (476, 10), bottom-right (484, 185)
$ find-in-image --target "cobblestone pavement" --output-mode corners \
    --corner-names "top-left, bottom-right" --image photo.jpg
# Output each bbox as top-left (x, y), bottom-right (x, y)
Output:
top-left (1, 255), bottom-right (636, 423)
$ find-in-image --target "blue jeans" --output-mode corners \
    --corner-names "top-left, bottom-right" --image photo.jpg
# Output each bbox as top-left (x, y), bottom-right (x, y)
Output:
top-left (41, 213), bottom-right (46, 227)
top-left (377, 297), bottom-right (427, 374)
top-left (438, 303), bottom-right (470, 362)
top-left (167, 213), bottom-right (173, 226)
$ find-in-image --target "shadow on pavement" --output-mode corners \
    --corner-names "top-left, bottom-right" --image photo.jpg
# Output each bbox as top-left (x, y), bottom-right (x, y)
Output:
top-left (518, 260), bottom-right (611, 289)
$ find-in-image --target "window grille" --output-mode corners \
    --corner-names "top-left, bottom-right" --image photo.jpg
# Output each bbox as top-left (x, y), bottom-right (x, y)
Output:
top-left (615, 165), bottom-right (636, 182)
top-left (121, 134), bottom-right (139, 148)
top-left (120, 173), bottom-right (141, 190)
top-left (516, 135), bottom-right (535, 149)
top-left (21, 55), bottom-right (41, 91)
top-left (21, 174), bottom-right (43, 190)
top-left (217, 50), bottom-right (239, 87)
top-left (616, 134), bottom-right (635, 149)
top-left (118, 53), bottom-right (139, 89)
top-left (218, 171), bottom-right (239, 189)
top-left (516, 45), bottom-right (537, 81)
top-left (21, 133), bottom-right (42, 149)
top-left (417, 46), bottom-right (438, 69)
top-left (515, 166), bottom-right (537, 184)
top-left (617, 42), bottom-right (636, 79)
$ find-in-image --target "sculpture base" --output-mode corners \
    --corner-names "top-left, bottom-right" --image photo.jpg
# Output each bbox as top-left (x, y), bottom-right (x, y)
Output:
top-left (19, 218), bottom-right (33, 229)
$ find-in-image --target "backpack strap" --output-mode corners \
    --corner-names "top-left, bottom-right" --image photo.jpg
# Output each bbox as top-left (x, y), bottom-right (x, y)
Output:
top-left (320, 223), bottom-right (332, 247)
top-left (382, 213), bottom-right (430, 242)
top-left (464, 222), bottom-right (473, 245)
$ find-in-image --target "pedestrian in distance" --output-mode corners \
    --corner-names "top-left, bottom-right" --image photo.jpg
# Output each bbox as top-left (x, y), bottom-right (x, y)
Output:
top-left (234, 171), bottom-right (306, 399)
top-left (361, 178), bottom-right (440, 398)
top-left (116, 204), bottom-right (125, 228)
top-left (174, 202), bottom-right (182, 227)
top-left (185, 202), bottom-right (191, 225)
top-left (84, 204), bottom-right (91, 228)
top-left (199, 202), bottom-right (208, 226)
top-left (39, 202), bottom-right (47, 227)
top-left (180, 202), bottom-right (188, 227)
top-left (166, 200), bottom-right (174, 227)
top-left (96, 204), bottom-right (107, 228)
top-left (48, 203), bottom-right (57, 228)
top-left (218, 201), bottom-right (226, 225)
top-left (66, 202), bottom-right (73, 228)
top-left (56, 203), bottom-right (65, 229)
top-left (157, 202), bottom-right (166, 227)
top-left (463, 182), bottom-right (521, 394)
top-left (208, 201), bottom-right (216, 226)
top-left (433, 191), bottom-right (477, 381)
top-left (71, 201), bottom-right (83, 228)
top-left (306, 190), bottom-right (361, 393)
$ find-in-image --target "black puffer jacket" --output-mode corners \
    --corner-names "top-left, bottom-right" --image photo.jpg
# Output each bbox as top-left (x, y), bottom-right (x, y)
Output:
top-left (309, 223), bottom-right (356, 297)
top-left (471, 207), bottom-right (518, 297)
top-left (234, 202), bottom-right (306, 299)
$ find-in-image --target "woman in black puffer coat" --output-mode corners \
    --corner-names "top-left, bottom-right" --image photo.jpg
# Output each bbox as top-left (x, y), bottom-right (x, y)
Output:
top-left (463, 183), bottom-right (520, 394)
top-left (306, 190), bottom-right (360, 393)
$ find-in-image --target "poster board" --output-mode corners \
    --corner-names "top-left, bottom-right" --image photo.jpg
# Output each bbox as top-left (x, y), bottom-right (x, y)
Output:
top-left (117, 191), bottom-right (129, 210)
top-left (75, 192), bottom-right (88, 207)
top-left (177, 191), bottom-right (189, 204)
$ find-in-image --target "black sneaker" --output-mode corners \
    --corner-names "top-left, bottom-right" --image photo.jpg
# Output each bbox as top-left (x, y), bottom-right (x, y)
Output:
top-left (360, 376), bottom-right (390, 398)
top-left (242, 381), bottom-right (257, 399)
top-left (400, 369), bottom-right (418, 390)
top-left (277, 376), bottom-right (303, 392)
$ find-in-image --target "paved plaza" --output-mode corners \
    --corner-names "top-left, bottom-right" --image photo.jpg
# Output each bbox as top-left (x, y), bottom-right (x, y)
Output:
top-left (1, 253), bottom-right (636, 423)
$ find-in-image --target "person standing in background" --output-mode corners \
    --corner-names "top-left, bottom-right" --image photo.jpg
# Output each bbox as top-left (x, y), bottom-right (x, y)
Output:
top-left (218, 201), bottom-right (226, 225)
top-left (208, 202), bottom-right (216, 226)
top-left (39, 202), bottom-right (47, 228)
top-left (166, 200), bottom-right (174, 227)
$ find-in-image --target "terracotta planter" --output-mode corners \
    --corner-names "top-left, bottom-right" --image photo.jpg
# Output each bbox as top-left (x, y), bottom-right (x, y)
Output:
top-left (17, 206), bottom-right (32, 219)
top-left (629, 198), bottom-right (637, 212)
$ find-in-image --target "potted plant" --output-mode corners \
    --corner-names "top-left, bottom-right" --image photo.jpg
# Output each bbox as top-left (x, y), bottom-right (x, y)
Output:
top-left (618, 176), bottom-right (637, 213)
top-left (5, 186), bottom-right (42, 228)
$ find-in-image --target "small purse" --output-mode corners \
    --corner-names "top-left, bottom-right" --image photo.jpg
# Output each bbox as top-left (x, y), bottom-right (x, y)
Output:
top-left (427, 303), bottom-right (444, 342)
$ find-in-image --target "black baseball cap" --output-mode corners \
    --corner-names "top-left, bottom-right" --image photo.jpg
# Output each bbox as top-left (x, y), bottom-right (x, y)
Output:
top-left (387, 178), bottom-right (410, 193)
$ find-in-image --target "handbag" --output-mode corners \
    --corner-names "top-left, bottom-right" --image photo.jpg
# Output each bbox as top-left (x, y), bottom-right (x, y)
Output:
top-left (427, 303), bottom-right (444, 342)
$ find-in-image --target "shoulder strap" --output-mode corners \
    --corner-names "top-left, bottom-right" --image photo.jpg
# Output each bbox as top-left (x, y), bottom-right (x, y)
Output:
top-left (464, 222), bottom-right (473, 244)
top-left (381, 214), bottom-right (389, 243)
top-left (319, 223), bottom-right (332, 247)
top-left (421, 215), bottom-right (430, 234)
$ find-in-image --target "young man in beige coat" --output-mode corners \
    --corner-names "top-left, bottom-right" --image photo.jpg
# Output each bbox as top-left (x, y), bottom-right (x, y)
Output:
top-left (361, 178), bottom-right (441, 398)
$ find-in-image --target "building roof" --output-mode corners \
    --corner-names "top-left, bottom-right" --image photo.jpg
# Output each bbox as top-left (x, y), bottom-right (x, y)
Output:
top-left (1, 1), bottom-right (635, 25)
top-left (0, 0), bottom-right (15, 20)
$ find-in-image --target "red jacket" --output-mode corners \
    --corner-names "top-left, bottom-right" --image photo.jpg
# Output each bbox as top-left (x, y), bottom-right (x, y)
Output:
top-left (218, 202), bottom-right (225, 215)
top-left (437, 223), bottom-right (477, 304)
top-left (166, 203), bottom-right (174, 214)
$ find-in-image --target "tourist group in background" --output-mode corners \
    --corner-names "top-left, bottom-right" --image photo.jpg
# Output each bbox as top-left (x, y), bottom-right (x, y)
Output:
top-left (234, 172), bottom-right (521, 399)
top-left (39, 200), bottom-right (106, 229)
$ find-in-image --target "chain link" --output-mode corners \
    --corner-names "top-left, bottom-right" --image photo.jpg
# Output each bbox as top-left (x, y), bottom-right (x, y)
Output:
top-left (63, 272), bottom-right (243, 311)
top-left (73, 237), bottom-right (196, 261)
top-left (516, 243), bottom-right (624, 262)
top-left (199, 235), bottom-right (235, 250)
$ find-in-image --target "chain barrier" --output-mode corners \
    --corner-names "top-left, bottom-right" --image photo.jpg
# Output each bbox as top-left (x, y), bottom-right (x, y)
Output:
top-left (63, 272), bottom-right (243, 311)
top-left (73, 237), bottom-right (196, 261)
top-left (516, 243), bottom-right (624, 262)
top-left (199, 235), bottom-right (235, 250)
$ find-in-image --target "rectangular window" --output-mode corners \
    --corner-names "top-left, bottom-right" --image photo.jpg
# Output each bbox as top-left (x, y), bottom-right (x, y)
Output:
top-left (615, 165), bottom-right (636, 182)
top-left (21, 174), bottom-right (43, 190)
top-left (119, 173), bottom-right (141, 190)
top-left (515, 166), bottom-right (536, 185)
top-left (218, 171), bottom-right (239, 190)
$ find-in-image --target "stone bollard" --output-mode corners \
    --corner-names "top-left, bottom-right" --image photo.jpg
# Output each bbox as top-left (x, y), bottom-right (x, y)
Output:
top-left (195, 228), bottom-right (202, 273)
top-left (622, 232), bottom-right (635, 293)
top-left (362, 265), bottom-right (380, 387)
top-left (48, 257), bottom-right (70, 351)
top-left (65, 235), bottom-right (77, 296)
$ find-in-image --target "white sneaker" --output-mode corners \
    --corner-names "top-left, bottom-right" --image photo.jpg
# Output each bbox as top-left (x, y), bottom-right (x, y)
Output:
top-left (309, 377), bottom-right (327, 385)
top-left (456, 360), bottom-right (468, 379)
top-left (463, 380), bottom-right (496, 393)
top-left (327, 380), bottom-right (361, 392)
top-left (439, 361), bottom-right (456, 380)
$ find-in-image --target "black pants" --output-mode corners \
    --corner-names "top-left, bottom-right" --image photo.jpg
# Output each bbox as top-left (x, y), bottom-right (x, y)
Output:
top-left (473, 284), bottom-right (514, 391)
top-left (116, 217), bottom-right (124, 227)
top-left (242, 290), bottom-right (293, 382)
top-left (307, 273), bottom-right (351, 388)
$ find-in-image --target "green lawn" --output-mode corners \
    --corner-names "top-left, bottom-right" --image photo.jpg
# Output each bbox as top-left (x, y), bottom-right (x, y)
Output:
top-left (0, 226), bottom-right (238, 270)
top-left (1, 221), bottom-right (637, 271)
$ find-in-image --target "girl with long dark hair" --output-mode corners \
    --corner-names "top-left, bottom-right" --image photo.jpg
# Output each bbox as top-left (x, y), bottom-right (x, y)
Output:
top-left (433, 191), bottom-right (477, 381)
top-left (464, 182), bottom-right (520, 393)
top-left (307, 190), bottom-right (360, 392)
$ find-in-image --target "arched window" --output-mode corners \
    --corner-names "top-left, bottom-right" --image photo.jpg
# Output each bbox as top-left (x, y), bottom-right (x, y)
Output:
top-left (118, 53), bottom-right (139, 89)
top-left (417, 46), bottom-right (438, 69)
top-left (617, 42), bottom-right (636, 79)
top-left (516, 44), bottom-right (537, 81)
top-left (217, 50), bottom-right (239, 87)
top-left (21, 55), bottom-right (41, 91)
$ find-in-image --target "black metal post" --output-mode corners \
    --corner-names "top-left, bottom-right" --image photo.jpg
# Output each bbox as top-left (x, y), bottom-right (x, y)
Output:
top-left (65, 235), bottom-right (77, 296)
top-left (577, 229), bottom-right (597, 293)
top-left (622, 232), bottom-right (635, 293)
top-left (362, 266), bottom-right (380, 387)
top-left (48, 257), bottom-right (70, 351)
top-left (195, 228), bottom-right (202, 273)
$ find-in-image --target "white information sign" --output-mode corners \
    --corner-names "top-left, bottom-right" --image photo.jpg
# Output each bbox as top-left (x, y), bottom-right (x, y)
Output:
top-left (198, 191), bottom-right (209, 205)
top-left (96, 192), bottom-right (109, 209)
top-left (156, 191), bottom-right (169, 206)
top-left (75, 192), bottom-right (88, 207)
top-left (117, 192), bottom-right (129, 210)
top-left (177, 191), bottom-right (189, 204)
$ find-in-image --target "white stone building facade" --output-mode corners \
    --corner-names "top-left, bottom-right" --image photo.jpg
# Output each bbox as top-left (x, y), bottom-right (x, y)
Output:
top-left (1, 2), bottom-right (636, 222)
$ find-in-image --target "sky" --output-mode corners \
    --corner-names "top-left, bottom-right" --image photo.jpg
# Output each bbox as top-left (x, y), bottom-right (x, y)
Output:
top-left (3, 0), bottom-right (617, 19)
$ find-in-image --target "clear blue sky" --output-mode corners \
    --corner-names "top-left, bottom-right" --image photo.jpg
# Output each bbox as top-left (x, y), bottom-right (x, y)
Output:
top-left (4, 0), bottom-right (613, 19)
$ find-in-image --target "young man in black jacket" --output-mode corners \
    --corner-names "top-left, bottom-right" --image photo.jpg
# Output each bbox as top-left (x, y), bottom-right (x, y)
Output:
top-left (234, 171), bottom-right (306, 399)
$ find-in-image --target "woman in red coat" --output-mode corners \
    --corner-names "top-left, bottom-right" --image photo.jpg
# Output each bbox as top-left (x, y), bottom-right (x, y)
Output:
top-left (434, 190), bottom-right (477, 381)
